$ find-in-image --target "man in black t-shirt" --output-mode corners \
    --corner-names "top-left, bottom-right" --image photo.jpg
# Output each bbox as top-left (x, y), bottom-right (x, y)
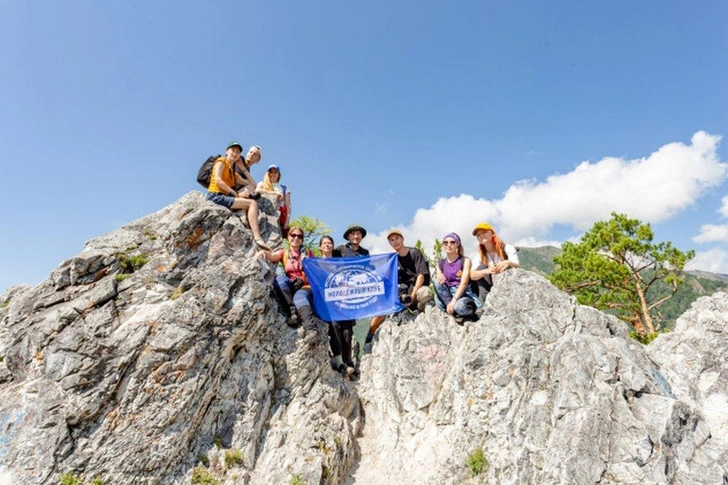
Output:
top-left (366, 229), bottom-right (433, 346)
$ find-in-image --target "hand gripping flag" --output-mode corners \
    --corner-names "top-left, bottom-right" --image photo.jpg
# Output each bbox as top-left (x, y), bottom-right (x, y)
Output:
top-left (302, 253), bottom-right (405, 321)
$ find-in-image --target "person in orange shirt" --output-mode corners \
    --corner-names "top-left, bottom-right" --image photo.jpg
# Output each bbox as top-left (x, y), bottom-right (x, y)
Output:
top-left (206, 141), bottom-right (269, 250)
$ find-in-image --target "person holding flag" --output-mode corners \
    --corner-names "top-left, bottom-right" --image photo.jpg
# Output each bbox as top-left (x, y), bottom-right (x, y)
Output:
top-left (365, 228), bottom-right (432, 347)
top-left (303, 225), bottom-right (404, 379)
top-left (257, 226), bottom-right (316, 328)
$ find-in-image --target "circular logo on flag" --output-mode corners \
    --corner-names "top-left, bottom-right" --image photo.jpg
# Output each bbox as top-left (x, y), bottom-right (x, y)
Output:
top-left (324, 264), bottom-right (385, 310)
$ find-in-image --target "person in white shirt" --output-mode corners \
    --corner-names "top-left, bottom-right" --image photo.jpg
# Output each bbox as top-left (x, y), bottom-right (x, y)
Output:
top-left (256, 164), bottom-right (292, 236)
top-left (469, 222), bottom-right (519, 300)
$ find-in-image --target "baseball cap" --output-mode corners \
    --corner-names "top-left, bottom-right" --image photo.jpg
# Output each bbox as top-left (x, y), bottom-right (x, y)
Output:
top-left (386, 228), bottom-right (404, 239)
top-left (472, 223), bottom-right (495, 236)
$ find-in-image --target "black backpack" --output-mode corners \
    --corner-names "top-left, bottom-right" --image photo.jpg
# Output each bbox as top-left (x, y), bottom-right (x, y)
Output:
top-left (196, 155), bottom-right (250, 189)
top-left (196, 154), bottom-right (222, 189)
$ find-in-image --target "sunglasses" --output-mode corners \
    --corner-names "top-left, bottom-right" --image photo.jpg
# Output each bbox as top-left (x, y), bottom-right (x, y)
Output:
top-left (443, 240), bottom-right (458, 245)
top-left (289, 233), bottom-right (304, 240)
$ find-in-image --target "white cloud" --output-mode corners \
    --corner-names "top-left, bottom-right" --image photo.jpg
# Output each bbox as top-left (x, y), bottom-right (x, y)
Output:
top-left (693, 224), bottom-right (728, 244)
top-left (687, 247), bottom-right (728, 274)
top-left (368, 131), bottom-right (726, 261)
top-left (720, 195), bottom-right (728, 218)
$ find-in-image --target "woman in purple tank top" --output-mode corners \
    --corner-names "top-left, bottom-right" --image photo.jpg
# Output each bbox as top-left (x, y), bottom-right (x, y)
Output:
top-left (433, 232), bottom-right (482, 324)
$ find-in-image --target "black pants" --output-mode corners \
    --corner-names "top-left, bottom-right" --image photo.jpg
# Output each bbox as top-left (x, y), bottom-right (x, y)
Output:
top-left (329, 320), bottom-right (354, 363)
top-left (472, 274), bottom-right (493, 301)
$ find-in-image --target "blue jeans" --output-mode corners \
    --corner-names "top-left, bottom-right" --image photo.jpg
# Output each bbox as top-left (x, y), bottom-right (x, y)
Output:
top-left (433, 281), bottom-right (482, 317)
top-left (274, 275), bottom-right (313, 311)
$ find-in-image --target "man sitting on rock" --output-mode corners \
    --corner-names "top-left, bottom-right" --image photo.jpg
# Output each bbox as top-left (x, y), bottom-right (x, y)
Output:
top-left (205, 141), bottom-right (269, 250)
top-left (233, 145), bottom-right (262, 194)
top-left (365, 229), bottom-right (432, 348)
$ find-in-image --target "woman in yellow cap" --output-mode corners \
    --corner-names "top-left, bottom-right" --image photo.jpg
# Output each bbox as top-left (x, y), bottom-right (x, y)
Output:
top-left (469, 223), bottom-right (520, 300)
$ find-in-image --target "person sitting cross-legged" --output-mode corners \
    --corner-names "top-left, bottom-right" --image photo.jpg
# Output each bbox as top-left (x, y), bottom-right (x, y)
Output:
top-left (433, 232), bottom-right (482, 325)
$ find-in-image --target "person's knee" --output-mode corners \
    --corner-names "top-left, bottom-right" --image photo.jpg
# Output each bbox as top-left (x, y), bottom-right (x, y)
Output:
top-left (293, 289), bottom-right (311, 309)
top-left (416, 287), bottom-right (433, 304)
top-left (454, 297), bottom-right (475, 317)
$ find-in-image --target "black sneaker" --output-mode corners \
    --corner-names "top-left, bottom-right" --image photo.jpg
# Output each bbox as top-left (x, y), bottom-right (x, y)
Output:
top-left (287, 312), bottom-right (301, 327)
top-left (337, 363), bottom-right (355, 379)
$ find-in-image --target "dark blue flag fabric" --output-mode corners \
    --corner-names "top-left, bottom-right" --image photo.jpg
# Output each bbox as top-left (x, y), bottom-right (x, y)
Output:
top-left (302, 253), bottom-right (405, 321)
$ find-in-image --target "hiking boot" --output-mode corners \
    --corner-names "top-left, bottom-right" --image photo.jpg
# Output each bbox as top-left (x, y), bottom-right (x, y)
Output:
top-left (337, 363), bottom-right (355, 379)
top-left (453, 316), bottom-right (465, 326)
top-left (287, 309), bottom-right (301, 327)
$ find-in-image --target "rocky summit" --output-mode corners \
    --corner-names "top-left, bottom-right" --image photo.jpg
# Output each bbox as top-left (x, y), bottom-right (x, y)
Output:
top-left (1, 192), bottom-right (726, 485)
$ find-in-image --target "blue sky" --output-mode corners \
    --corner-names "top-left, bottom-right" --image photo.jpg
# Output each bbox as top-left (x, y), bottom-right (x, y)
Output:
top-left (1, 0), bottom-right (727, 293)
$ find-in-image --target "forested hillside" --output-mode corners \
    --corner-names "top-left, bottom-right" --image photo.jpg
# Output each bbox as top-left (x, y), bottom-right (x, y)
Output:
top-left (517, 246), bottom-right (728, 329)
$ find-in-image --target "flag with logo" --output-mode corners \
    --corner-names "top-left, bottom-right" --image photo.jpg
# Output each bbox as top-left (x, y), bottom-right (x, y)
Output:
top-left (302, 253), bottom-right (404, 321)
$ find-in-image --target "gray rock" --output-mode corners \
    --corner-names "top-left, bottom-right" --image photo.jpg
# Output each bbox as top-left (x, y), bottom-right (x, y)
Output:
top-left (1, 193), bottom-right (726, 485)
top-left (0, 192), bottom-right (359, 484)
top-left (352, 270), bottom-right (728, 485)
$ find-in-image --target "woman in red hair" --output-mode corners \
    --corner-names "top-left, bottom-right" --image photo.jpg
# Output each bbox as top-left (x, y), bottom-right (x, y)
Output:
top-left (469, 223), bottom-right (520, 300)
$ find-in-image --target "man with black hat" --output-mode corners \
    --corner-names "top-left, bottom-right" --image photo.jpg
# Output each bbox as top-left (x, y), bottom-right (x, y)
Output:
top-left (329, 224), bottom-right (369, 379)
top-left (335, 224), bottom-right (370, 257)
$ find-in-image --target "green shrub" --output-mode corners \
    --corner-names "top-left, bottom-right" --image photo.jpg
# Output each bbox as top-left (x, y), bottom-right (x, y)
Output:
top-left (0, 300), bottom-right (9, 309)
top-left (630, 330), bottom-right (667, 345)
top-left (117, 253), bottom-right (149, 273)
top-left (115, 274), bottom-right (130, 282)
top-left (466, 448), bottom-right (488, 477)
top-left (170, 286), bottom-right (185, 300)
top-left (224, 449), bottom-right (244, 468)
top-left (90, 478), bottom-right (105, 485)
top-left (191, 467), bottom-right (218, 485)
top-left (144, 229), bottom-right (158, 241)
top-left (290, 474), bottom-right (306, 485)
top-left (59, 473), bottom-right (82, 485)
top-left (197, 454), bottom-right (209, 467)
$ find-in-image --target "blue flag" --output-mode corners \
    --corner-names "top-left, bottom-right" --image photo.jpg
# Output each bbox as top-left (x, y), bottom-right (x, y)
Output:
top-left (302, 253), bottom-right (404, 321)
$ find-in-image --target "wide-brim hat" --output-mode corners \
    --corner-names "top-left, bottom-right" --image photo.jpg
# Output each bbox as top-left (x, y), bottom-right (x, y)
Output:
top-left (227, 141), bottom-right (243, 151)
top-left (386, 228), bottom-right (404, 240)
top-left (343, 224), bottom-right (367, 240)
top-left (472, 223), bottom-right (495, 236)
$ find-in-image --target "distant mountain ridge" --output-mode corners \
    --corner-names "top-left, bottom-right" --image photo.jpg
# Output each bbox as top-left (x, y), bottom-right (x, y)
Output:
top-left (517, 245), bottom-right (728, 328)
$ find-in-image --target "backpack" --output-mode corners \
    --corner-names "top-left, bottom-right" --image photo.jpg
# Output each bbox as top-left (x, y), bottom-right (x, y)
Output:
top-left (282, 248), bottom-right (313, 285)
top-left (196, 154), bottom-right (222, 189)
top-left (197, 155), bottom-right (250, 189)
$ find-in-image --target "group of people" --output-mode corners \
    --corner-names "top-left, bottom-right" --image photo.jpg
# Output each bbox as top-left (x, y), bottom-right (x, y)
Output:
top-left (255, 225), bottom-right (367, 379)
top-left (205, 141), bottom-right (292, 250)
top-left (204, 141), bottom-right (520, 380)
top-left (257, 222), bottom-right (520, 380)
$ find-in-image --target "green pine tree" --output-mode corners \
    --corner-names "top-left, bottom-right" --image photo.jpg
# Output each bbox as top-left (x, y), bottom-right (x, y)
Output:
top-left (549, 212), bottom-right (695, 335)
